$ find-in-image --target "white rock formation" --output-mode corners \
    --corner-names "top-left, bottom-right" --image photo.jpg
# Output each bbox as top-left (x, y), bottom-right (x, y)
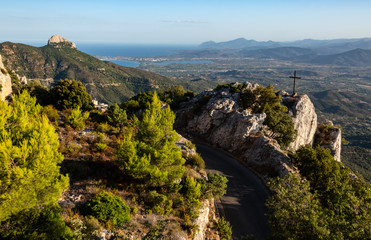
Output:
top-left (282, 94), bottom-right (317, 151)
top-left (243, 136), bottom-right (296, 176)
top-left (48, 35), bottom-right (76, 48)
top-left (314, 121), bottom-right (342, 162)
top-left (175, 83), bottom-right (297, 176)
top-left (193, 199), bottom-right (210, 240)
top-left (0, 55), bottom-right (12, 101)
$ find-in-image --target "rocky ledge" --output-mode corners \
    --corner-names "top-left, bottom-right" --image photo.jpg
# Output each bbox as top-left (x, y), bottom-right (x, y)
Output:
top-left (48, 35), bottom-right (76, 49)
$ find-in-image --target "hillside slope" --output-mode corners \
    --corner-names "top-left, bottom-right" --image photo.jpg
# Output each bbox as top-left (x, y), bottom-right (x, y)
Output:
top-left (0, 39), bottom-right (172, 103)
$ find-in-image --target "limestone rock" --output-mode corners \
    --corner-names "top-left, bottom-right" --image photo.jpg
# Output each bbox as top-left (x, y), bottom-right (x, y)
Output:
top-left (175, 83), bottom-right (296, 176)
top-left (175, 86), bottom-right (266, 152)
top-left (48, 35), bottom-right (76, 49)
top-left (282, 94), bottom-right (317, 151)
top-left (0, 54), bottom-right (12, 101)
top-left (193, 200), bottom-right (210, 240)
top-left (243, 136), bottom-right (296, 176)
top-left (314, 121), bottom-right (342, 162)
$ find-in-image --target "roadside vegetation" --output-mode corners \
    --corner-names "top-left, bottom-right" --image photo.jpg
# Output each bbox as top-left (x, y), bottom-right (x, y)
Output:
top-left (0, 79), bottom-right (228, 239)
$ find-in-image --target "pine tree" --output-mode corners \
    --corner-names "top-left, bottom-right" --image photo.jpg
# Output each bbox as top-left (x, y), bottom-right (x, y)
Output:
top-left (0, 91), bottom-right (69, 222)
top-left (117, 92), bottom-right (185, 186)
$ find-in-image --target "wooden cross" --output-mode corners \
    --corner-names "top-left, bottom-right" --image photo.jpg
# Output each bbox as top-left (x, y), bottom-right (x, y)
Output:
top-left (289, 71), bottom-right (301, 96)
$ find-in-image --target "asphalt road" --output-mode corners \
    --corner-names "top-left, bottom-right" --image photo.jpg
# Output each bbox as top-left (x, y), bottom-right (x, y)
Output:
top-left (196, 144), bottom-right (271, 240)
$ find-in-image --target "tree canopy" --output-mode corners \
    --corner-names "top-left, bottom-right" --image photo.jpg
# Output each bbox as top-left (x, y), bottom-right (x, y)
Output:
top-left (0, 91), bottom-right (69, 222)
top-left (267, 146), bottom-right (371, 239)
top-left (50, 79), bottom-right (94, 111)
top-left (117, 92), bottom-right (185, 187)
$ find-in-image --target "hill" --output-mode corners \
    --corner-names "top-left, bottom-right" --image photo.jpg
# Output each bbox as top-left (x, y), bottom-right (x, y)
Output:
top-left (199, 37), bottom-right (371, 54)
top-left (309, 90), bottom-right (371, 181)
top-left (308, 48), bottom-right (371, 66)
top-left (0, 36), bottom-right (173, 104)
top-left (240, 47), bottom-right (316, 60)
top-left (309, 89), bottom-right (370, 116)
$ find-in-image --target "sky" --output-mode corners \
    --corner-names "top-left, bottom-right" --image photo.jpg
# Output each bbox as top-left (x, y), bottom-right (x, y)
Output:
top-left (1, 0), bottom-right (371, 45)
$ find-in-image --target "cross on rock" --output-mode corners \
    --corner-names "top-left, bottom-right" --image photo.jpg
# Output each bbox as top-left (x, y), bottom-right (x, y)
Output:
top-left (289, 71), bottom-right (301, 96)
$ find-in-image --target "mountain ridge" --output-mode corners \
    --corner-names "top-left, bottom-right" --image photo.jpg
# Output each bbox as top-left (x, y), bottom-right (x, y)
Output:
top-left (0, 38), bottom-right (173, 104)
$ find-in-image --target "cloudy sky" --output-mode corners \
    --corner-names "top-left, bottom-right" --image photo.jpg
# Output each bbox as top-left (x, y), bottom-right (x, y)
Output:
top-left (1, 0), bottom-right (371, 44)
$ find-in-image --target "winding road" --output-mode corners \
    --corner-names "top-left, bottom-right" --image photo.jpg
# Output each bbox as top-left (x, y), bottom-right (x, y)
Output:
top-left (196, 144), bottom-right (271, 240)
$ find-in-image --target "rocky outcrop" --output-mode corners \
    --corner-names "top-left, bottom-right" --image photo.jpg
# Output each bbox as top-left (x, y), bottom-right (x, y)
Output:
top-left (48, 35), bottom-right (76, 49)
top-left (314, 121), bottom-right (342, 162)
top-left (282, 94), bottom-right (317, 151)
top-left (175, 83), bottom-right (296, 176)
top-left (244, 136), bottom-right (296, 177)
top-left (0, 54), bottom-right (12, 101)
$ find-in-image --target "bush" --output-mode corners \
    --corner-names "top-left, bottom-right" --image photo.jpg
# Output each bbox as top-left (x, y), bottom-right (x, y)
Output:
top-left (241, 85), bottom-right (296, 148)
top-left (147, 190), bottom-right (173, 215)
top-left (50, 79), bottom-right (94, 111)
top-left (41, 105), bottom-right (59, 122)
top-left (182, 177), bottom-right (202, 219)
top-left (200, 173), bottom-right (228, 200)
top-left (215, 217), bottom-right (232, 240)
top-left (0, 204), bottom-right (73, 240)
top-left (84, 192), bottom-right (131, 227)
top-left (185, 153), bottom-right (205, 169)
top-left (95, 142), bottom-right (107, 152)
top-left (65, 107), bottom-right (90, 130)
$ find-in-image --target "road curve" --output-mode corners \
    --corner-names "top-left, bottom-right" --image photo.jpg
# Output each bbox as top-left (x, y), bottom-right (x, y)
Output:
top-left (196, 144), bottom-right (271, 240)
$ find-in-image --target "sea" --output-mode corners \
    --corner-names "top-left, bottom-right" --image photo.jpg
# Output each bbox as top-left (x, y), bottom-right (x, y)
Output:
top-left (27, 42), bottom-right (206, 67)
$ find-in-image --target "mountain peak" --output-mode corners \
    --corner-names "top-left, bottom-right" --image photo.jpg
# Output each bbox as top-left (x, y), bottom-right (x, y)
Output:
top-left (48, 35), bottom-right (76, 49)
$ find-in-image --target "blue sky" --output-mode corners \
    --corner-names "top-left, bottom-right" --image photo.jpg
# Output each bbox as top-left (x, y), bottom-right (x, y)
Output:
top-left (1, 0), bottom-right (371, 44)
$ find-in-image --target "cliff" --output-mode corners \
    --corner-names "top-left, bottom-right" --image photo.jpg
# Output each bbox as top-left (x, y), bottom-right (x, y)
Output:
top-left (0, 54), bottom-right (12, 101)
top-left (282, 94), bottom-right (317, 151)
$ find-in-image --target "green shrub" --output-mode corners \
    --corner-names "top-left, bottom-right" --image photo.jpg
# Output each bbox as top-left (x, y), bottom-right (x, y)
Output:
top-left (215, 217), bottom-right (232, 240)
top-left (107, 103), bottom-right (127, 128)
top-left (185, 153), bottom-right (205, 169)
top-left (84, 192), bottom-right (131, 227)
top-left (95, 142), bottom-right (107, 152)
top-left (41, 105), bottom-right (59, 122)
top-left (65, 107), bottom-right (90, 130)
top-left (147, 190), bottom-right (173, 215)
top-left (0, 204), bottom-right (73, 240)
top-left (241, 85), bottom-right (296, 148)
top-left (183, 177), bottom-right (202, 219)
top-left (97, 122), bottom-right (111, 133)
top-left (200, 173), bottom-right (228, 200)
top-left (50, 79), bottom-right (94, 111)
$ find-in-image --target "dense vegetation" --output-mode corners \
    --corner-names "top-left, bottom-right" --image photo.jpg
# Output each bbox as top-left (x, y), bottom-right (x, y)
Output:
top-left (0, 92), bottom-right (69, 221)
top-left (0, 81), bottom-right (228, 238)
top-left (267, 145), bottom-right (371, 239)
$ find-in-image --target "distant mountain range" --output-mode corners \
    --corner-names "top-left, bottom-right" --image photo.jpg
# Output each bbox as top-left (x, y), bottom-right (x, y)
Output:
top-left (196, 38), bottom-right (371, 66)
top-left (0, 39), bottom-right (172, 103)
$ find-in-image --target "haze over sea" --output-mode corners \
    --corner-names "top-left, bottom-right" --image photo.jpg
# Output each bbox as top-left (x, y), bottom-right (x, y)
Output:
top-left (26, 42), bottom-right (200, 67)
